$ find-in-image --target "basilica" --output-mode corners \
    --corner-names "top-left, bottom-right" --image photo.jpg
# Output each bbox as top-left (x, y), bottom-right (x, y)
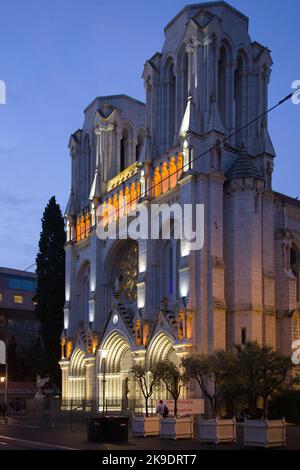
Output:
top-left (60, 2), bottom-right (300, 410)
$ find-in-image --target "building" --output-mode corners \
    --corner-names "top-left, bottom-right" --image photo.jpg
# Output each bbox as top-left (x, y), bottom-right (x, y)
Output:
top-left (0, 267), bottom-right (40, 390)
top-left (60, 1), bottom-right (300, 409)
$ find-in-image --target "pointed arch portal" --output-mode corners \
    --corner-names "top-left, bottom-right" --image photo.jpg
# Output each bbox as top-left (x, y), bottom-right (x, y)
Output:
top-left (68, 347), bottom-right (86, 404)
top-left (98, 331), bottom-right (134, 412)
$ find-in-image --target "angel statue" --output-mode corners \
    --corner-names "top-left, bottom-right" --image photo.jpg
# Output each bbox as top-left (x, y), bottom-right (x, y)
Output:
top-left (34, 375), bottom-right (49, 401)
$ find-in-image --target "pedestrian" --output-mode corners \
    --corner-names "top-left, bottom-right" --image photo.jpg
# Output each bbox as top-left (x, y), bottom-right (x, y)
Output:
top-left (156, 400), bottom-right (169, 418)
top-left (2, 402), bottom-right (7, 418)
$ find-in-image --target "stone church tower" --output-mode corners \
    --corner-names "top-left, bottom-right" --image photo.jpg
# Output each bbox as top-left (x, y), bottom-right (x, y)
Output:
top-left (60, 2), bottom-right (300, 408)
top-left (142, 1), bottom-right (276, 351)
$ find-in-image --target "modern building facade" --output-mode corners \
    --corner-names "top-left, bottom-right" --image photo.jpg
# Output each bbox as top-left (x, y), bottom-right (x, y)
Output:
top-left (0, 267), bottom-right (39, 404)
top-left (60, 2), bottom-right (300, 409)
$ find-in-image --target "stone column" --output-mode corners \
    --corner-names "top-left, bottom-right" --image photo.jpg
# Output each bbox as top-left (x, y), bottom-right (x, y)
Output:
top-left (186, 43), bottom-right (194, 98)
top-left (59, 359), bottom-right (70, 404)
top-left (85, 355), bottom-right (96, 407)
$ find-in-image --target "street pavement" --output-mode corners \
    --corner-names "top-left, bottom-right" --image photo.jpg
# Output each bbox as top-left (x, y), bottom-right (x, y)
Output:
top-left (0, 423), bottom-right (299, 451)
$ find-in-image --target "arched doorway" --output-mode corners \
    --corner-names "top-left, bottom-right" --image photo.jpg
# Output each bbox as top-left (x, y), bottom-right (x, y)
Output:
top-left (69, 347), bottom-right (86, 407)
top-left (147, 332), bottom-right (182, 403)
top-left (98, 331), bottom-right (134, 412)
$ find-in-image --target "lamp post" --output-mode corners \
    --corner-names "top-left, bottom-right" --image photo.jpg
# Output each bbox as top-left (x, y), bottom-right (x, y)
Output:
top-left (0, 338), bottom-right (7, 408)
top-left (0, 377), bottom-right (5, 406)
top-left (100, 350), bottom-right (109, 415)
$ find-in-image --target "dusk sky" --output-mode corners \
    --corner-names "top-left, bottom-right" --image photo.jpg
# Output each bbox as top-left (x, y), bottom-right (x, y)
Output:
top-left (0, 0), bottom-right (299, 270)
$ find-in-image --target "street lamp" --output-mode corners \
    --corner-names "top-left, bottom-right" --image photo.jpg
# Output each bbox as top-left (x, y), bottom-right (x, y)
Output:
top-left (99, 350), bottom-right (109, 415)
top-left (0, 339), bottom-right (8, 407)
top-left (0, 377), bottom-right (5, 406)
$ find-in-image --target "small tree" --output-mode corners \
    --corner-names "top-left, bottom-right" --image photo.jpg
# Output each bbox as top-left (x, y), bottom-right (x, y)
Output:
top-left (182, 355), bottom-right (216, 417)
top-left (154, 361), bottom-right (185, 418)
top-left (235, 342), bottom-right (291, 419)
top-left (35, 196), bottom-right (65, 386)
top-left (183, 350), bottom-right (243, 418)
top-left (131, 364), bottom-right (159, 417)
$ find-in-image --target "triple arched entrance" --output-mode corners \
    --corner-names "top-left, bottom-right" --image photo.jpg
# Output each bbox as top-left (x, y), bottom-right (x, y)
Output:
top-left (96, 330), bottom-right (182, 413)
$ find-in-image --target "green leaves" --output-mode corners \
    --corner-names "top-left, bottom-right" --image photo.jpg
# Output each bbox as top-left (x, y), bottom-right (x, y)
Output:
top-left (131, 363), bottom-right (160, 417)
top-left (234, 342), bottom-right (291, 418)
top-left (182, 343), bottom-right (291, 419)
top-left (35, 196), bottom-right (66, 386)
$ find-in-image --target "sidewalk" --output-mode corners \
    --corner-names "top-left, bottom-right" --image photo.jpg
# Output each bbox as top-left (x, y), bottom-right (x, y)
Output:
top-left (0, 422), bottom-right (299, 450)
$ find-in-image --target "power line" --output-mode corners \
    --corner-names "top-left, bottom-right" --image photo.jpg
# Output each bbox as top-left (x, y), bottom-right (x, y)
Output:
top-left (45, 90), bottom-right (300, 246)
top-left (21, 263), bottom-right (36, 274)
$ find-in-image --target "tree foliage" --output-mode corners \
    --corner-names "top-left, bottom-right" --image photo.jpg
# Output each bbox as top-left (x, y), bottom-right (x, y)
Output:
top-left (153, 360), bottom-right (186, 417)
top-left (183, 350), bottom-right (242, 418)
top-left (34, 196), bottom-right (65, 386)
top-left (131, 363), bottom-right (160, 417)
top-left (183, 342), bottom-right (291, 419)
top-left (234, 342), bottom-right (291, 418)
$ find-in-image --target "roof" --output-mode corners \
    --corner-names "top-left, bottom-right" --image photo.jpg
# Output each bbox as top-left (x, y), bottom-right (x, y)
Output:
top-left (84, 94), bottom-right (146, 114)
top-left (7, 381), bottom-right (37, 391)
top-left (274, 191), bottom-right (300, 209)
top-left (0, 267), bottom-right (36, 278)
top-left (164, 1), bottom-right (249, 32)
top-left (226, 145), bottom-right (264, 181)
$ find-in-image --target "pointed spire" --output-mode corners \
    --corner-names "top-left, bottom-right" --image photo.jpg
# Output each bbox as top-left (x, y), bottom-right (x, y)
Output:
top-left (179, 96), bottom-right (197, 138)
top-left (206, 95), bottom-right (224, 135)
top-left (65, 188), bottom-right (78, 217)
top-left (261, 125), bottom-right (276, 157)
top-left (89, 169), bottom-right (102, 201)
top-left (226, 143), bottom-right (264, 181)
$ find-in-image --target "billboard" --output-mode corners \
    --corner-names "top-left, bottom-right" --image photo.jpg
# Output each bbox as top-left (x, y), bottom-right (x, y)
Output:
top-left (156, 399), bottom-right (204, 415)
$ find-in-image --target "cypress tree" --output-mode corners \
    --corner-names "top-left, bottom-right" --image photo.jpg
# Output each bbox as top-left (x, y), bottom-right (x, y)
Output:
top-left (35, 196), bottom-right (65, 386)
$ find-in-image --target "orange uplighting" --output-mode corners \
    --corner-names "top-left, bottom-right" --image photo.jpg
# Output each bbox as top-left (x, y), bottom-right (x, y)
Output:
top-left (178, 310), bottom-right (185, 340)
top-left (143, 323), bottom-right (149, 346)
top-left (113, 194), bottom-right (119, 221)
top-left (170, 156), bottom-right (177, 189)
top-left (73, 153), bottom-right (184, 243)
top-left (119, 190), bottom-right (125, 218)
top-left (186, 312), bottom-right (193, 339)
top-left (136, 320), bottom-right (142, 347)
top-left (162, 162), bottom-right (169, 193)
top-left (66, 340), bottom-right (72, 359)
top-left (153, 167), bottom-right (161, 197)
top-left (125, 186), bottom-right (131, 215)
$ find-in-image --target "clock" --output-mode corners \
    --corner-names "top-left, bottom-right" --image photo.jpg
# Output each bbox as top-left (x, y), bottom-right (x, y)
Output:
top-left (113, 314), bottom-right (119, 325)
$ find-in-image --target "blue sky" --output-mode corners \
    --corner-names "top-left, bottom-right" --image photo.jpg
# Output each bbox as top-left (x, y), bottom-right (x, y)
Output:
top-left (0, 0), bottom-right (299, 270)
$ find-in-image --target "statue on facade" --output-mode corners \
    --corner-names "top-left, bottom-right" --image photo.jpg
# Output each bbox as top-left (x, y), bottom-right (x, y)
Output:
top-left (34, 375), bottom-right (49, 401)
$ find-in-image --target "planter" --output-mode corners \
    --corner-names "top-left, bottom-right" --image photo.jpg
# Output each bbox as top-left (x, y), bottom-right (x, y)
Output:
top-left (244, 419), bottom-right (286, 448)
top-left (198, 418), bottom-right (236, 444)
top-left (132, 416), bottom-right (160, 437)
top-left (160, 416), bottom-right (193, 440)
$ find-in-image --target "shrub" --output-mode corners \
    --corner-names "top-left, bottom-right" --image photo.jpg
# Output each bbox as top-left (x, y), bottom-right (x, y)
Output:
top-left (269, 390), bottom-right (300, 424)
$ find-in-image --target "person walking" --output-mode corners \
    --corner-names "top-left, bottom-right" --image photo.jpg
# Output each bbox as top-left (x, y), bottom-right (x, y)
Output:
top-left (156, 400), bottom-right (169, 418)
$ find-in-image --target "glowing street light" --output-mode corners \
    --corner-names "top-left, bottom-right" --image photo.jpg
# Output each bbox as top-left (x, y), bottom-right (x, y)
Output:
top-left (0, 376), bottom-right (5, 407)
top-left (99, 350), bottom-right (109, 415)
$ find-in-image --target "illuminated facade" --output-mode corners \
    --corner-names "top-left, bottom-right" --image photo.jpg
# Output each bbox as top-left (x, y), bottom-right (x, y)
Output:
top-left (60, 2), bottom-right (300, 409)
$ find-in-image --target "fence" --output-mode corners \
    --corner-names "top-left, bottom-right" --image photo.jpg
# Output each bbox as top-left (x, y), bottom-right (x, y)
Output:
top-left (14, 397), bottom-right (159, 430)
top-left (61, 398), bottom-right (159, 415)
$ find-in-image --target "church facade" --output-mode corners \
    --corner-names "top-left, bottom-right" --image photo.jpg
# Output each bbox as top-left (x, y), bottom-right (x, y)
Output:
top-left (60, 2), bottom-right (300, 410)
